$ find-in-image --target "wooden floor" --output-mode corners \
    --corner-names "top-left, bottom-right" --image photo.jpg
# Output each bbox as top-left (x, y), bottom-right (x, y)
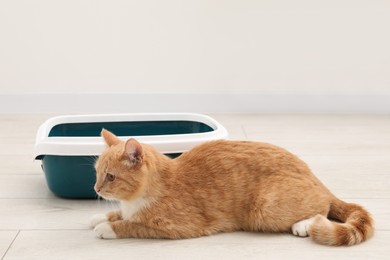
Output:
top-left (0, 114), bottom-right (389, 259)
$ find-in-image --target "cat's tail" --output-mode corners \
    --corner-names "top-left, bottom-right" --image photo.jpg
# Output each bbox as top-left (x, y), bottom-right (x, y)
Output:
top-left (308, 198), bottom-right (374, 246)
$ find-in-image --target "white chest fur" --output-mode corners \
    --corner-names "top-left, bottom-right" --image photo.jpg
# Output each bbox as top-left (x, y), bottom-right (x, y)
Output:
top-left (121, 197), bottom-right (150, 220)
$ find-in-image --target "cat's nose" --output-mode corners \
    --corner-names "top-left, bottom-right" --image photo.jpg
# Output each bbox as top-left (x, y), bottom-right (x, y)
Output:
top-left (94, 185), bottom-right (101, 193)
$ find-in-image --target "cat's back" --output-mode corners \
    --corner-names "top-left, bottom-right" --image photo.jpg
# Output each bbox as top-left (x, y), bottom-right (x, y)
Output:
top-left (168, 140), bottom-right (327, 209)
top-left (176, 139), bottom-right (309, 176)
top-left (181, 139), bottom-right (281, 157)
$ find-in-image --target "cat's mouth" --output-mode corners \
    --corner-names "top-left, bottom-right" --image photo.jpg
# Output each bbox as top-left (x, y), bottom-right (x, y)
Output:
top-left (94, 184), bottom-right (116, 200)
top-left (96, 191), bottom-right (117, 201)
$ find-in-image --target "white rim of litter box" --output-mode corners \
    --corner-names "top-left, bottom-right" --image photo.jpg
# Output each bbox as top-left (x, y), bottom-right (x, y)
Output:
top-left (34, 113), bottom-right (228, 159)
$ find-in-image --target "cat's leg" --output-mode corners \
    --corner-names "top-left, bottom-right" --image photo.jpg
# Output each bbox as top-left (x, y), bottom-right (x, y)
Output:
top-left (291, 216), bottom-right (316, 237)
top-left (90, 210), bottom-right (122, 228)
top-left (94, 220), bottom-right (175, 239)
top-left (90, 214), bottom-right (108, 228)
top-left (94, 222), bottom-right (117, 239)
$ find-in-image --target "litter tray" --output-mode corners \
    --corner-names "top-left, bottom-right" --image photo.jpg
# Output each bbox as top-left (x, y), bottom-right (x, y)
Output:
top-left (34, 113), bottom-right (228, 199)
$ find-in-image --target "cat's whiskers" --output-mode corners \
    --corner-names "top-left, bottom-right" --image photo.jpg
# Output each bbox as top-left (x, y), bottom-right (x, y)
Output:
top-left (81, 156), bottom-right (99, 167)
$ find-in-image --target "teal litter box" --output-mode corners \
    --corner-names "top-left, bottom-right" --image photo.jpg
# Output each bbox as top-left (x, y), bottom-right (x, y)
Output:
top-left (34, 113), bottom-right (228, 199)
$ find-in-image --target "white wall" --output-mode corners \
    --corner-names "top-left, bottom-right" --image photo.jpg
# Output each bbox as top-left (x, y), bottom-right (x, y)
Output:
top-left (1, 0), bottom-right (389, 96)
top-left (1, 1), bottom-right (390, 113)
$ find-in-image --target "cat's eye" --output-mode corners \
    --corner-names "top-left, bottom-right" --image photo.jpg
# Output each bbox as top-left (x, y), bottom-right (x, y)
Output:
top-left (105, 173), bottom-right (116, 182)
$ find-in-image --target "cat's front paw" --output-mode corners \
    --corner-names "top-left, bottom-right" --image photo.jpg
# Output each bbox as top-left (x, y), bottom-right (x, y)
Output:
top-left (90, 214), bottom-right (108, 228)
top-left (94, 222), bottom-right (117, 239)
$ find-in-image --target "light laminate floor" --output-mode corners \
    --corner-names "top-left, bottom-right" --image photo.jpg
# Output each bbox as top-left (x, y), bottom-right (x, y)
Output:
top-left (0, 114), bottom-right (389, 260)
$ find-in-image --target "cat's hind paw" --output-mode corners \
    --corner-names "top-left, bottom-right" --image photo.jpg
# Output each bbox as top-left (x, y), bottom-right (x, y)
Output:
top-left (94, 222), bottom-right (117, 239)
top-left (292, 217), bottom-right (316, 237)
top-left (90, 214), bottom-right (108, 228)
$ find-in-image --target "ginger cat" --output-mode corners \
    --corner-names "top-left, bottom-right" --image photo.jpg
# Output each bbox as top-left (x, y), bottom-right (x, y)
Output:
top-left (90, 129), bottom-right (374, 246)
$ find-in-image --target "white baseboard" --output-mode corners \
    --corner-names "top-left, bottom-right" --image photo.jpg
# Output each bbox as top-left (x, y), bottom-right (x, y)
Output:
top-left (1, 93), bottom-right (389, 114)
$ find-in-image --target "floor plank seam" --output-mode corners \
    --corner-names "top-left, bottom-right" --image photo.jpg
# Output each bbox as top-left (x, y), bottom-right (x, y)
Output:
top-left (1, 230), bottom-right (20, 260)
top-left (241, 125), bottom-right (248, 139)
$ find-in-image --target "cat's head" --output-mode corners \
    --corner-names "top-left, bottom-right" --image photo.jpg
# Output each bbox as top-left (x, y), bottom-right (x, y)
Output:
top-left (94, 129), bottom-right (149, 201)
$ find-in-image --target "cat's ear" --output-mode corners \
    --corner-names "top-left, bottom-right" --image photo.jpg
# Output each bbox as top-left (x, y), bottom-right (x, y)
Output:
top-left (101, 129), bottom-right (121, 147)
top-left (123, 138), bottom-right (144, 164)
